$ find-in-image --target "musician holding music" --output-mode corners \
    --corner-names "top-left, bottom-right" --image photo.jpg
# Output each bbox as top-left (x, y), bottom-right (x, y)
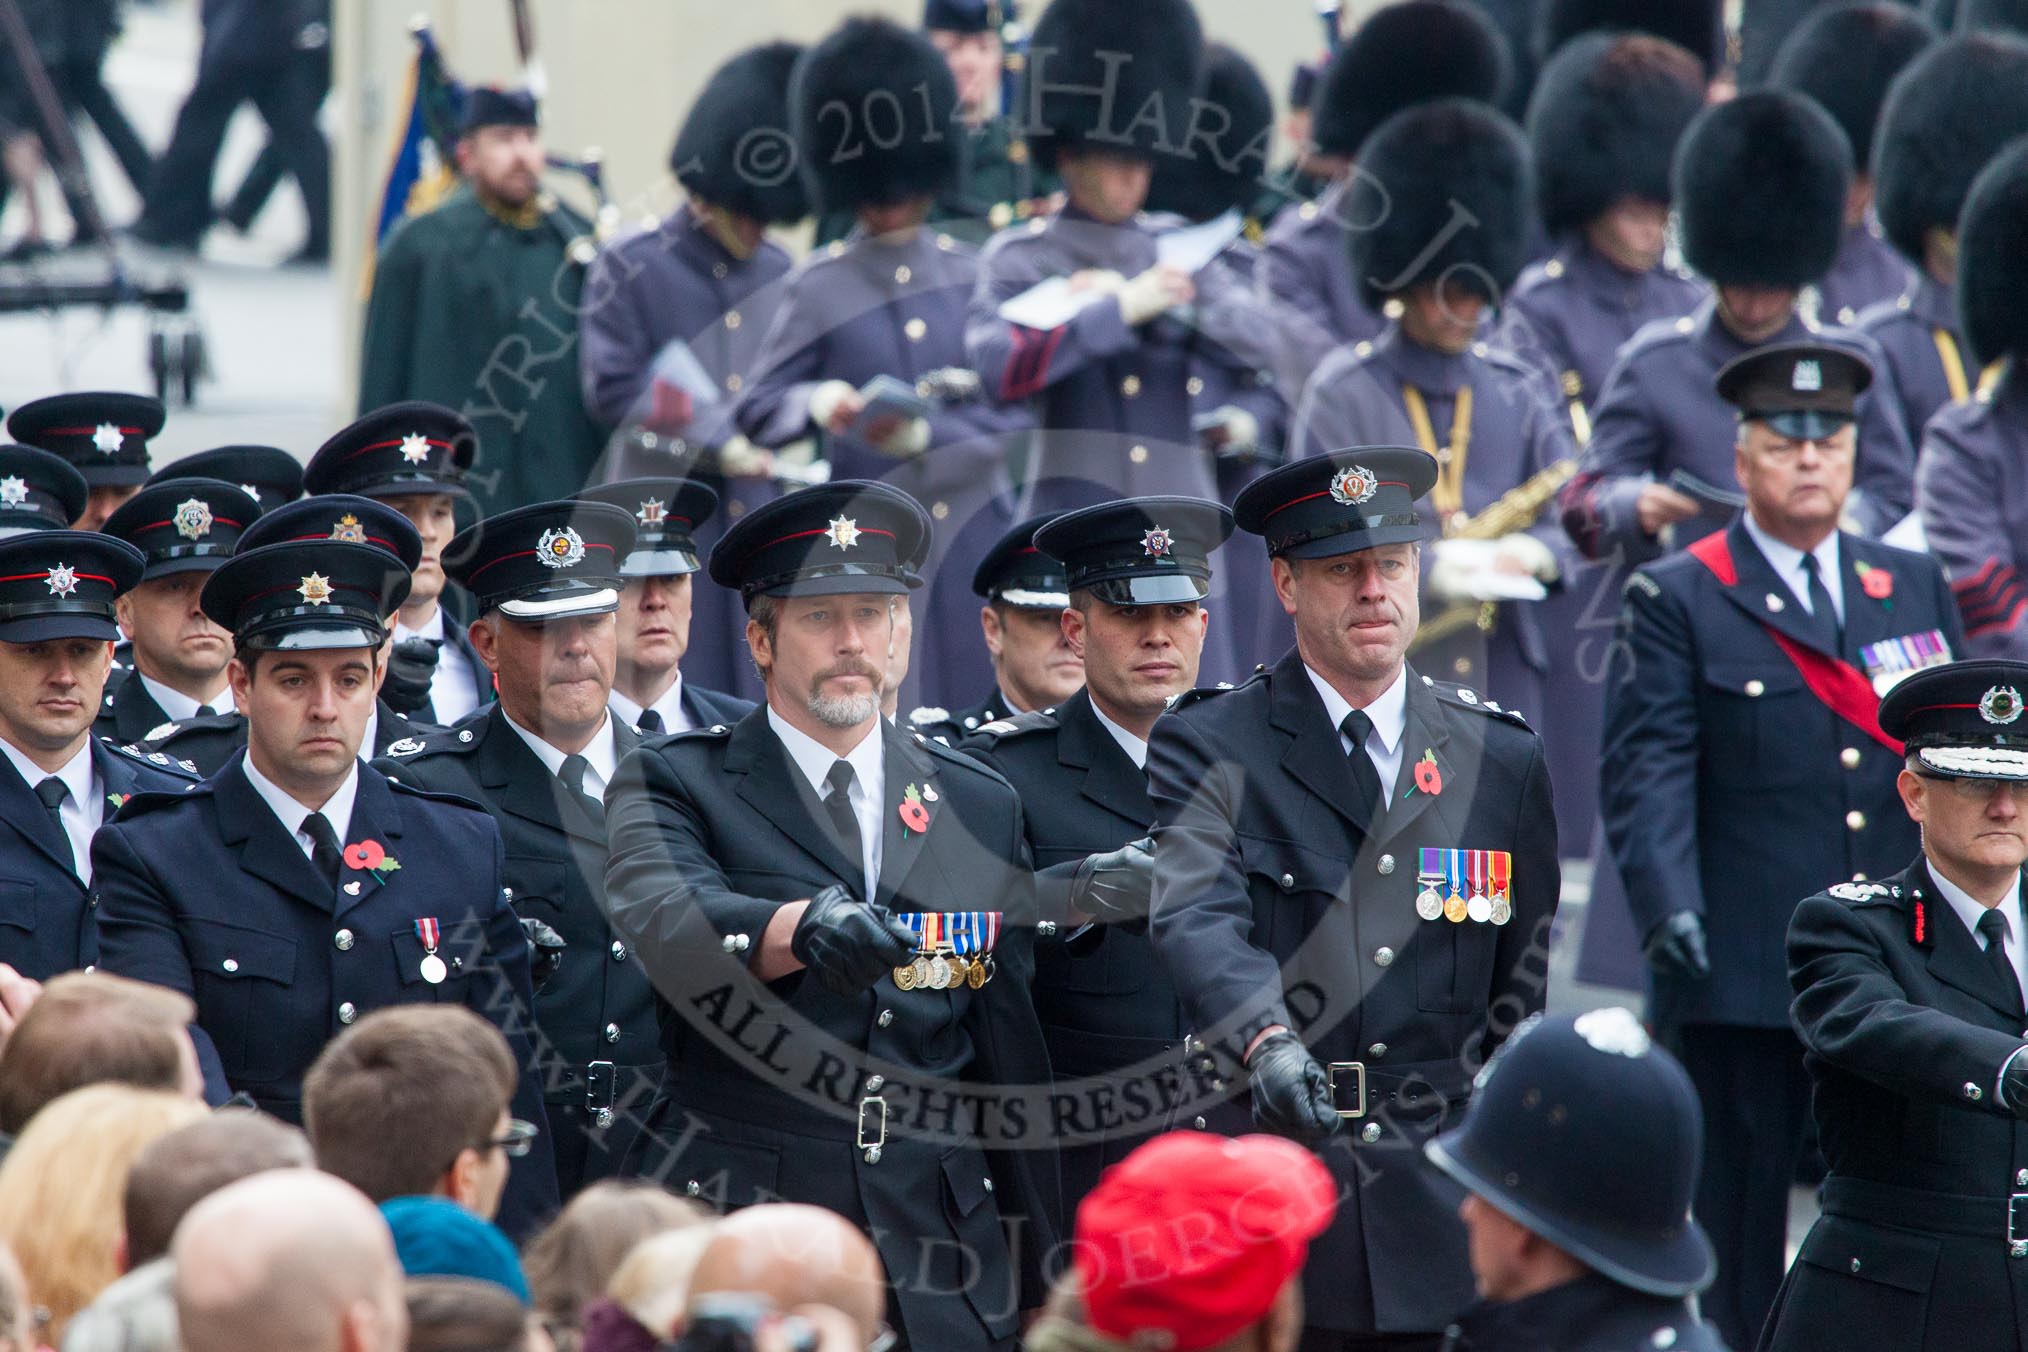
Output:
top-left (1600, 341), bottom-right (1964, 1350)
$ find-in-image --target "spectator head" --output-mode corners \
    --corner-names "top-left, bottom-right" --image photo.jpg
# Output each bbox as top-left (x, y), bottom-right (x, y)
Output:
top-left (0, 1085), bottom-right (207, 1345)
top-left (60, 1258), bottom-right (177, 1352)
top-left (381, 1197), bottom-right (529, 1302)
top-left (0, 1243), bottom-right (30, 1352)
top-left (0, 973), bottom-right (201, 1135)
top-left (303, 1006), bottom-right (520, 1220)
top-left (600, 1219), bottom-right (721, 1345)
top-left (172, 1169), bottom-right (407, 1352)
top-left (406, 1278), bottom-right (547, 1352)
top-left (122, 1111), bottom-right (314, 1269)
top-left (1062, 1133), bottom-right (1336, 1352)
top-left (522, 1181), bottom-right (706, 1348)
top-left (684, 1205), bottom-right (886, 1347)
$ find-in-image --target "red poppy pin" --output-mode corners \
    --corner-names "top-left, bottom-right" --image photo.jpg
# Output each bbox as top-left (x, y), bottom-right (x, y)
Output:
top-left (1410, 750), bottom-right (1443, 798)
top-left (343, 839), bottom-right (402, 876)
top-left (1856, 561), bottom-right (1893, 603)
top-left (898, 784), bottom-right (931, 835)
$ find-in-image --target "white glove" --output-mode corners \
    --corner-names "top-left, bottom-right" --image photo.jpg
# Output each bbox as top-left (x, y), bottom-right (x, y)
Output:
top-left (872, 416), bottom-right (931, 459)
top-left (1200, 405), bottom-right (1260, 454)
top-left (715, 435), bottom-right (774, 479)
top-left (808, 380), bottom-right (859, 434)
top-left (1493, 532), bottom-right (1559, 583)
top-left (1117, 266), bottom-right (1193, 326)
top-left (1427, 539), bottom-right (1482, 606)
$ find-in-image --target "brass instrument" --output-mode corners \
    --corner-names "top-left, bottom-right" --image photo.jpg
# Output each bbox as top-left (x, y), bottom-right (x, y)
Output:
top-left (1411, 457), bottom-right (1579, 653)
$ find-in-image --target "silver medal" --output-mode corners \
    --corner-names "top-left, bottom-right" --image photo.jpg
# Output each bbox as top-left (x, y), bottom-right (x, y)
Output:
top-left (1466, 894), bottom-right (1492, 924)
top-left (1490, 897), bottom-right (1512, 926)
top-left (420, 953), bottom-right (447, 984)
top-left (1416, 887), bottom-right (1443, 921)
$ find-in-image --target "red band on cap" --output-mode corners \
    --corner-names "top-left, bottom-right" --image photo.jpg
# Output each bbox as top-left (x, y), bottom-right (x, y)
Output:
top-left (0, 571), bottom-right (116, 585)
top-left (1262, 481), bottom-right (1412, 522)
top-left (343, 436), bottom-right (453, 463)
top-left (462, 542), bottom-right (617, 584)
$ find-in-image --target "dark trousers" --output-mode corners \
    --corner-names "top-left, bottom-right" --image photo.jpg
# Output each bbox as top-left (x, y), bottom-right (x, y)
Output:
top-left (1298, 1331), bottom-right (1442, 1352)
top-left (139, 53), bottom-right (326, 247)
top-left (222, 41), bottom-right (328, 241)
top-left (1675, 1023), bottom-right (1810, 1352)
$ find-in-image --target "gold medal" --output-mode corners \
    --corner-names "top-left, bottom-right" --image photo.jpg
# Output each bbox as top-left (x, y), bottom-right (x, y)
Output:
top-left (949, 955), bottom-right (971, 987)
top-left (1416, 888), bottom-right (1443, 921)
top-left (1443, 892), bottom-right (1468, 923)
top-left (1490, 897), bottom-right (1512, 926)
top-left (968, 959), bottom-right (987, 988)
top-left (1466, 895), bottom-right (1492, 924)
top-left (894, 964), bottom-right (916, 991)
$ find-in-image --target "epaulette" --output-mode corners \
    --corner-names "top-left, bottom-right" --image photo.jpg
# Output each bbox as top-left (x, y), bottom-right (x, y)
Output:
top-left (103, 739), bottom-right (200, 779)
top-left (1165, 675), bottom-right (1247, 713)
top-left (1621, 313), bottom-right (1699, 360)
top-left (1423, 674), bottom-right (1532, 729)
top-left (380, 723), bottom-right (479, 759)
top-left (908, 706), bottom-right (951, 728)
top-left (1472, 342), bottom-right (1538, 378)
top-left (911, 727), bottom-right (1008, 772)
top-left (106, 785), bottom-right (208, 820)
top-left (380, 776), bottom-right (491, 814)
top-left (138, 710), bottom-right (242, 747)
top-left (1827, 880), bottom-right (1900, 904)
top-left (972, 708), bottom-right (1058, 740)
top-left (1624, 571), bottom-right (1662, 600)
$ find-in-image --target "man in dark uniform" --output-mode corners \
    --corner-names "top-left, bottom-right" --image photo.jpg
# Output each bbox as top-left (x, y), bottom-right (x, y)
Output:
top-left (1764, 659), bottom-right (2028, 1350)
top-left (304, 404), bottom-right (490, 727)
top-left (96, 478), bottom-right (263, 748)
top-left (738, 16), bottom-right (1033, 710)
top-left (373, 499), bottom-right (658, 1197)
top-left (1862, 34), bottom-right (2028, 449)
top-left (602, 481), bottom-right (1060, 1352)
top-left (1425, 1009), bottom-right (1726, 1352)
top-left (0, 445), bottom-right (86, 537)
top-left (359, 88), bottom-right (603, 517)
top-left (1259, 1), bottom-right (1510, 377)
top-left (0, 531), bottom-right (196, 980)
top-left (910, 511), bottom-right (1082, 744)
top-left (137, 496), bottom-right (439, 771)
top-left (1149, 447), bottom-right (1560, 1350)
top-left (8, 392), bottom-right (164, 532)
top-left (1601, 343), bottom-right (1964, 1349)
top-left (92, 531), bottom-right (558, 1229)
top-left (961, 496), bottom-right (1227, 1209)
top-left (1768, 5), bottom-right (1933, 330)
top-left (571, 478), bottom-right (751, 734)
top-left (150, 444), bottom-right (304, 509)
top-left (1559, 92), bottom-right (1916, 563)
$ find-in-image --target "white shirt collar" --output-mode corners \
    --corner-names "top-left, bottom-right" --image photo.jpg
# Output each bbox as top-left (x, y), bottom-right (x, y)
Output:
top-left (768, 705), bottom-right (883, 797)
top-left (1087, 695), bottom-right (1149, 769)
top-left (503, 707), bottom-right (619, 799)
top-left (139, 672), bottom-right (234, 721)
top-left (1742, 513), bottom-right (1843, 620)
top-left (242, 752), bottom-right (361, 847)
top-left (1929, 863), bottom-right (2025, 947)
top-left (610, 673), bottom-right (689, 733)
top-left (1303, 662), bottom-right (1408, 753)
top-left (394, 607), bottom-right (446, 643)
top-left (0, 736), bottom-right (94, 815)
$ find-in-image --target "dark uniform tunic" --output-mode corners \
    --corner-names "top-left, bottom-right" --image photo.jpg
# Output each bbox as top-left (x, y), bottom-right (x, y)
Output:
top-left (603, 712), bottom-right (1061, 1352)
top-left (1919, 368), bottom-right (2028, 659)
top-left (577, 209), bottom-right (794, 705)
top-left (1148, 654), bottom-right (1560, 1338)
top-left (1257, 182), bottom-right (1386, 377)
top-left (1764, 858), bottom-right (2028, 1352)
top-left (92, 752), bottom-right (560, 1230)
top-left (1440, 1274), bottom-right (1729, 1352)
top-left (136, 699), bottom-right (431, 778)
top-left (1602, 519), bottom-right (1964, 1347)
top-left (0, 740), bottom-right (195, 980)
top-left (93, 671), bottom-right (233, 747)
top-left (1858, 270), bottom-right (1973, 454)
top-left (359, 184), bottom-right (605, 517)
top-left (373, 709), bottom-right (660, 1198)
top-left (959, 689), bottom-right (1178, 1207)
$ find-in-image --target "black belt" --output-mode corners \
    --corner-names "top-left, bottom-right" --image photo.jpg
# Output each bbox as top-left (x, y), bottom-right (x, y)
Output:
top-left (1821, 1177), bottom-right (2028, 1253)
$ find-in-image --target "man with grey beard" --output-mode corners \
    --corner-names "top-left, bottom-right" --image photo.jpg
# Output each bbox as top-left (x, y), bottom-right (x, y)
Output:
top-left (603, 479), bottom-right (1062, 1352)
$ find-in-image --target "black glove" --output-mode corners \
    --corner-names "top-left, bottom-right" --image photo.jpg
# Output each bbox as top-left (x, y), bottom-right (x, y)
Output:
top-left (1645, 910), bottom-right (1711, 980)
top-left (1247, 1030), bottom-right (1340, 1145)
top-left (1070, 837), bottom-right (1155, 925)
top-left (2005, 1055), bottom-right (2028, 1119)
top-left (383, 637), bottom-right (442, 716)
top-left (518, 916), bottom-right (567, 992)
top-left (790, 885), bottom-right (917, 995)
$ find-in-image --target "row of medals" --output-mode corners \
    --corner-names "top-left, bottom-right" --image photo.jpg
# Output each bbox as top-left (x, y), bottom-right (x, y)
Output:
top-left (1416, 885), bottom-right (1512, 926)
top-left (894, 948), bottom-right (994, 991)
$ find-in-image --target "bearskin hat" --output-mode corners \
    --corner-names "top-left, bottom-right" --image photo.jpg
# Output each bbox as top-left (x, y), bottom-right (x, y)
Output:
top-left (1874, 32), bottom-right (2028, 262)
top-left (1026, 0), bottom-right (1204, 167)
top-left (1673, 90), bottom-right (1851, 286)
top-left (1311, 0), bottom-right (1510, 159)
top-left (1766, 4), bottom-right (1937, 173)
top-left (1145, 44), bottom-right (1275, 221)
top-left (791, 19), bottom-right (961, 214)
top-left (1526, 31), bottom-right (1705, 235)
top-left (1961, 0), bottom-right (2028, 35)
top-left (1538, 0), bottom-right (1724, 75)
top-left (1958, 134), bottom-right (2028, 362)
top-left (671, 43), bottom-right (810, 224)
top-left (1346, 98), bottom-right (1532, 310)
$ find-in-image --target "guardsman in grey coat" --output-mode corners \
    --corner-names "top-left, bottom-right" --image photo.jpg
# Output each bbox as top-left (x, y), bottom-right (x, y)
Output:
top-left (1259, 1), bottom-right (1512, 379)
top-left (738, 17), bottom-right (1033, 711)
top-left (964, 0), bottom-right (1280, 519)
top-left (1602, 344), bottom-right (1964, 1349)
top-left (602, 481), bottom-right (1060, 1352)
top-left (1764, 661), bottom-right (2028, 1352)
top-left (1291, 100), bottom-right (1573, 722)
top-left (1921, 137), bottom-right (2028, 659)
top-left (576, 42), bottom-right (809, 705)
top-left (91, 533), bottom-right (558, 1231)
top-left (961, 497), bottom-right (1228, 1209)
top-left (1150, 447), bottom-right (1560, 1350)
top-left (374, 500), bottom-right (658, 1198)
top-left (1767, 5), bottom-right (1935, 330)
top-left (1861, 34), bottom-right (2028, 449)
top-left (0, 532), bottom-right (196, 980)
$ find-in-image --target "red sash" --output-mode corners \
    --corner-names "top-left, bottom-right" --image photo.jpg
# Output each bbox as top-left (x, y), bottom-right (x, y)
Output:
top-left (1687, 532), bottom-right (1903, 755)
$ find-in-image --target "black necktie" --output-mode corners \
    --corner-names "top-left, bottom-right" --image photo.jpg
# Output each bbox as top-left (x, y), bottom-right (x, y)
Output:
top-left (195, 704), bottom-right (216, 718)
top-left (1979, 908), bottom-right (2025, 1014)
top-left (636, 708), bottom-right (665, 734)
top-left (560, 753), bottom-right (605, 823)
top-left (823, 760), bottom-right (864, 889)
top-left (301, 811), bottom-right (342, 890)
top-left (1800, 553), bottom-right (1843, 654)
top-left (33, 776), bottom-right (68, 843)
top-left (1339, 710), bottom-right (1384, 824)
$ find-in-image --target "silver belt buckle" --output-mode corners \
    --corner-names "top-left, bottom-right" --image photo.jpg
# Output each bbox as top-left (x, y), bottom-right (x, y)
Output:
top-left (857, 1095), bottom-right (889, 1163)
top-left (1327, 1062), bottom-right (1368, 1119)
top-left (2010, 1193), bottom-right (2028, 1257)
